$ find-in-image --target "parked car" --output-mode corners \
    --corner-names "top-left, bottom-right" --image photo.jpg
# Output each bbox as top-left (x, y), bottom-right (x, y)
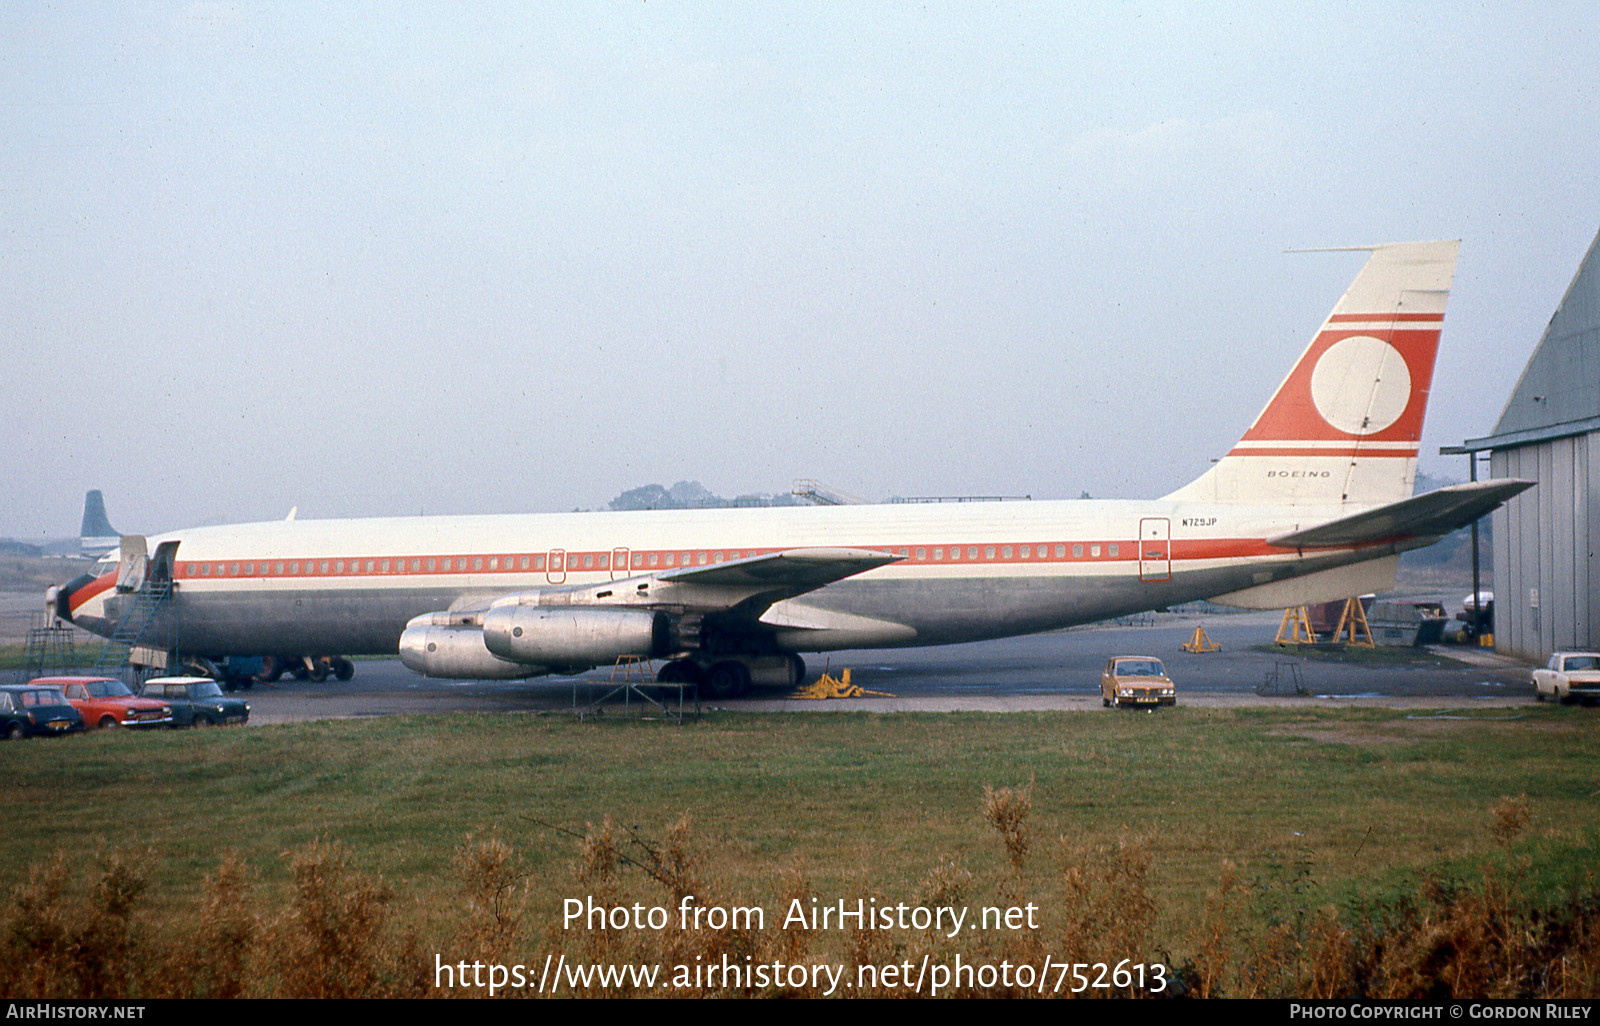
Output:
top-left (1532, 652), bottom-right (1600, 705)
top-left (33, 676), bottom-right (173, 730)
top-left (1100, 656), bottom-right (1177, 709)
top-left (137, 676), bottom-right (250, 727)
top-left (0, 684), bottom-right (85, 739)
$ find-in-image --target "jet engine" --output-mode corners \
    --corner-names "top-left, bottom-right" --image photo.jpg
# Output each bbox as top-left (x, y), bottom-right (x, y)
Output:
top-left (482, 606), bottom-right (669, 666)
top-left (397, 619), bottom-right (544, 680)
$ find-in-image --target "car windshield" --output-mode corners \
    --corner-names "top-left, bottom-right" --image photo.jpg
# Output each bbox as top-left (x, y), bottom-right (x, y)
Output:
top-left (1117, 660), bottom-right (1165, 677)
top-left (1566, 656), bottom-right (1600, 671)
top-left (190, 681), bottom-right (224, 698)
top-left (88, 680), bottom-right (132, 698)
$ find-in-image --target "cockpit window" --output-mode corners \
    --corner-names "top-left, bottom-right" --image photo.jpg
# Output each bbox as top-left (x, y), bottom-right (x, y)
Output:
top-left (94, 554), bottom-right (119, 578)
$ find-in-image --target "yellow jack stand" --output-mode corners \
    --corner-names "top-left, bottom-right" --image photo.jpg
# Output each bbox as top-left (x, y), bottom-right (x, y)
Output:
top-left (1330, 598), bottom-right (1375, 647)
top-left (1276, 606), bottom-right (1316, 645)
top-left (1181, 624), bottom-right (1221, 653)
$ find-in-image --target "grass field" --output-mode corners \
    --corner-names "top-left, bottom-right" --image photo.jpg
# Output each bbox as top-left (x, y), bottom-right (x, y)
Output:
top-left (3, 705), bottom-right (1598, 998)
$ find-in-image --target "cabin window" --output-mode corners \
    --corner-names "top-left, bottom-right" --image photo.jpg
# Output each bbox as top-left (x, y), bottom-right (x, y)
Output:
top-left (425, 558), bottom-right (436, 571)
top-left (713, 552), bottom-right (724, 563)
top-left (933, 548), bottom-right (943, 560)
top-left (201, 563), bottom-right (211, 576)
top-left (533, 555), bottom-right (544, 570)
top-left (598, 554), bottom-right (609, 569)
top-left (1072, 545), bottom-right (1083, 558)
top-left (1090, 545), bottom-right (1100, 558)
top-left (520, 556), bottom-right (530, 570)
top-left (334, 560), bottom-right (344, 573)
top-left (1108, 544), bottom-right (1119, 557)
top-left (1002, 546), bottom-right (1012, 559)
top-left (582, 554), bottom-right (594, 569)
top-left (916, 548), bottom-right (926, 560)
top-left (648, 553), bottom-right (659, 567)
top-left (243, 562), bottom-right (254, 575)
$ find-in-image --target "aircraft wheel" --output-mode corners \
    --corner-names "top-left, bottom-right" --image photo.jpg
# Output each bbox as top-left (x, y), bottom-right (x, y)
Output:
top-left (656, 660), bottom-right (698, 686)
top-left (333, 657), bottom-right (355, 681)
top-left (789, 653), bottom-right (806, 686)
top-left (254, 655), bottom-right (284, 684)
top-left (289, 660), bottom-right (310, 681)
top-left (309, 659), bottom-right (330, 684)
top-left (702, 661), bottom-right (750, 700)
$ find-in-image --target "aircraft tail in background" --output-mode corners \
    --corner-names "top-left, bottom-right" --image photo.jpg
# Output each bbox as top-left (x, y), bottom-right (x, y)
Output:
top-left (79, 490), bottom-right (120, 556)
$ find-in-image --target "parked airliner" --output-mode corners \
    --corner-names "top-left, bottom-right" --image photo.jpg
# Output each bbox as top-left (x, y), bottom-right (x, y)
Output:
top-left (56, 241), bottom-right (1531, 696)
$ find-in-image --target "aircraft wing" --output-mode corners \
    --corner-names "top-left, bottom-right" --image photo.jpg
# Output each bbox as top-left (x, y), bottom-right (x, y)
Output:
top-left (1268, 480), bottom-right (1535, 550)
top-left (656, 547), bottom-right (901, 591)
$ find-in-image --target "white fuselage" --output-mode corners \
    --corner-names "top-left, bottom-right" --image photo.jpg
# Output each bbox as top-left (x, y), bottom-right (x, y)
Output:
top-left (66, 497), bottom-right (1386, 660)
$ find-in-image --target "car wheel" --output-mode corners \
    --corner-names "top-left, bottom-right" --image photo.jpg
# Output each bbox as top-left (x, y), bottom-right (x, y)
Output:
top-left (99, 715), bottom-right (120, 730)
top-left (192, 715), bottom-right (211, 729)
top-left (3, 721), bottom-right (23, 740)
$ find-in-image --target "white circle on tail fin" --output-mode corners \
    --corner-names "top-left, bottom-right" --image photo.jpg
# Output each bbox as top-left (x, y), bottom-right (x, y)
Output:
top-left (1309, 335), bottom-right (1411, 435)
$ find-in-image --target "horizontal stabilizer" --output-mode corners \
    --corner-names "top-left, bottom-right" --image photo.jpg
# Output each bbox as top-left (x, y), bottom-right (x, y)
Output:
top-left (1268, 480), bottom-right (1535, 550)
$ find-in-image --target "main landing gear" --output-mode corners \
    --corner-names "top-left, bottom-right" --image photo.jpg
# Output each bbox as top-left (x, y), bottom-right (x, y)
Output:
top-left (656, 653), bottom-right (807, 700)
top-left (253, 655), bottom-right (355, 685)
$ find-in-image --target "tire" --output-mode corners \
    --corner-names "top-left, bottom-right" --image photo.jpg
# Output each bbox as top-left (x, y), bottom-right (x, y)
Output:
top-left (702, 661), bottom-right (750, 700)
top-left (192, 715), bottom-right (211, 729)
top-left (290, 660), bottom-right (310, 681)
top-left (789, 653), bottom-right (807, 687)
top-left (99, 715), bottom-right (120, 730)
top-left (4, 721), bottom-right (24, 740)
top-left (254, 655), bottom-right (284, 684)
top-left (333, 657), bottom-right (354, 681)
top-left (309, 660), bottom-right (330, 684)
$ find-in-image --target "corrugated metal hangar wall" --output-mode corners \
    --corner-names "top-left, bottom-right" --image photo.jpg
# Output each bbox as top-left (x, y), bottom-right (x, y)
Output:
top-left (1459, 228), bottom-right (1600, 662)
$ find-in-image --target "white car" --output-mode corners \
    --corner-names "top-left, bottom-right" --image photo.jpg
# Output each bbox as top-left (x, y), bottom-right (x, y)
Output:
top-left (1532, 652), bottom-right (1600, 704)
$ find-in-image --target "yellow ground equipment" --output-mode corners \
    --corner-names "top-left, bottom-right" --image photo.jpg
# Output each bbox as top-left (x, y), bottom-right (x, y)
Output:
top-left (1275, 606), bottom-right (1316, 645)
top-left (789, 668), bottom-right (893, 700)
top-left (1330, 598), bottom-right (1375, 648)
top-left (1181, 624), bottom-right (1221, 653)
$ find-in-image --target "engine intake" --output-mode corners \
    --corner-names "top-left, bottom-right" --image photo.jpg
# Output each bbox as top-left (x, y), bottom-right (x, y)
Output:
top-left (398, 623), bottom-right (544, 680)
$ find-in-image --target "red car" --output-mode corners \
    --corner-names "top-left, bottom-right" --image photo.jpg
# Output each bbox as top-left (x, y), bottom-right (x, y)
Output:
top-left (33, 676), bottom-right (173, 730)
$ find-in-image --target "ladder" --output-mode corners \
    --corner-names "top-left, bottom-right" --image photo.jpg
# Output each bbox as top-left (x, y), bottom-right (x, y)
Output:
top-left (91, 581), bottom-right (174, 677)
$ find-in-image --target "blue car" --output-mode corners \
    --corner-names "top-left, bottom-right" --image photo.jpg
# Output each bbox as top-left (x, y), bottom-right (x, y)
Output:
top-left (0, 685), bottom-right (85, 739)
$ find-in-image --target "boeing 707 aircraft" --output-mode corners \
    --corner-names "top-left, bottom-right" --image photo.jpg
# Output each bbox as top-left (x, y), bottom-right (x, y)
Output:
top-left (56, 241), bottom-right (1531, 696)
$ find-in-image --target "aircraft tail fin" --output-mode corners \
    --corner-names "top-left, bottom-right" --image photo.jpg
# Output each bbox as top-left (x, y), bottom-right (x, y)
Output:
top-left (1163, 240), bottom-right (1461, 507)
top-left (79, 490), bottom-right (120, 556)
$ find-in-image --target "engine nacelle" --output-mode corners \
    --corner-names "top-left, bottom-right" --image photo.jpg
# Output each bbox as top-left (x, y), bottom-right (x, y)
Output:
top-left (482, 606), bottom-right (669, 667)
top-left (398, 623), bottom-right (545, 680)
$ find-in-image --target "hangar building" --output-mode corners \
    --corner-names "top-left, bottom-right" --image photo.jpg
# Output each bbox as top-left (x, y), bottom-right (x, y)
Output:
top-left (1451, 228), bottom-right (1600, 662)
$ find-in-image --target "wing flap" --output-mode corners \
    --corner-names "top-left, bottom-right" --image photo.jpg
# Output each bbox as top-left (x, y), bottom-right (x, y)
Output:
top-left (1268, 480), bottom-right (1535, 550)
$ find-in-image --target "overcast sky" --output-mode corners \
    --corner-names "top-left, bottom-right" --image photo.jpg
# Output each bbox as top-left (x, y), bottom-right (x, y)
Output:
top-left (3, 2), bottom-right (1597, 540)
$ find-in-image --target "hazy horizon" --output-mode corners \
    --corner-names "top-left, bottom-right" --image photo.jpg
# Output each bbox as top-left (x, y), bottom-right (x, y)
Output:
top-left (5, 4), bottom-right (1597, 539)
